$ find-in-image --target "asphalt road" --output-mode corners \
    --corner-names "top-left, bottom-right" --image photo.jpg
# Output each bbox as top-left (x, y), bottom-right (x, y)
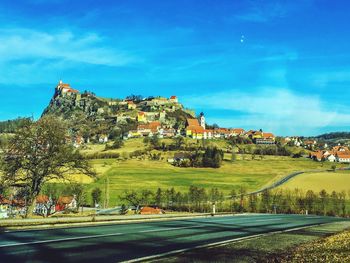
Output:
top-left (0, 214), bottom-right (347, 263)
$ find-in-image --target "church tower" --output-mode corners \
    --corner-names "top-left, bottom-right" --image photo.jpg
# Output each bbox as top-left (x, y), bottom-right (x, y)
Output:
top-left (199, 112), bottom-right (206, 129)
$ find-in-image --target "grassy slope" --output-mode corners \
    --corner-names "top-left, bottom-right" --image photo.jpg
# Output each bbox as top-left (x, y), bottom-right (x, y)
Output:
top-left (280, 170), bottom-right (350, 193)
top-left (85, 155), bottom-right (335, 205)
top-left (63, 139), bottom-right (348, 204)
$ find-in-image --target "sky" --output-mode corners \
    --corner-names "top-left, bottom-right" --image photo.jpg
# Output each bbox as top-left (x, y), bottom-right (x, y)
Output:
top-left (0, 0), bottom-right (350, 136)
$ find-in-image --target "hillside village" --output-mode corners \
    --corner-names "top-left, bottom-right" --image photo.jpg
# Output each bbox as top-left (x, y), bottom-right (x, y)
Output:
top-left (44, 81), bottom-right (277, 145)
top-left (34, 81), bottom-right (350, 165)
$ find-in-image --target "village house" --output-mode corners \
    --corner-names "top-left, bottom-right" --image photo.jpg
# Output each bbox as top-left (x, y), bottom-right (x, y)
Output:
top-left (133, 121), bottom-right (162, 137)
top-left (34, 195), bottom-right (78, 216)
top-left (310, 145), bottom-right (350, 163)
top-left (169, 95), bottom-right (178, 103)
top-left (159, 127), bottom-right (176, 138)
top-left (336, 152), bottom-right (350, 163)
top-left (137, 111), bottom-right (146, 122)
top-left (232, 128), bottom-right (245, 136)
top-left (245, 130), bottom-right (275, 144)
top-left (185, 113), bottom-right (213, 140)
top-left (55, 80), bottom-right (80, 97)
top-left (127, 101), bottom-right (137, 110)
top-left (98, 134), bottom-right (109, 143)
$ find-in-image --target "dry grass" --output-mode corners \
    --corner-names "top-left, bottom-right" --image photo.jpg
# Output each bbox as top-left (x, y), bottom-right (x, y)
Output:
top-left (280, 170), bottom-right (350, 193)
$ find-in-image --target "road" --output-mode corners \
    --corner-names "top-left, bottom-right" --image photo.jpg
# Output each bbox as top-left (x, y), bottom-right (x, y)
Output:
top-left (0, 214), bottom-right (347, 263)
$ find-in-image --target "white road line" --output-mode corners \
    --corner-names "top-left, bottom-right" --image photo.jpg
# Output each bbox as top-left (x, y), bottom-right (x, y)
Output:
top-left (254, 218), bottom-right (283, 222)
top-left (0, 232), bottom-right (123, 248)
top-left (122, 223), bottom-right (330, 263)
top-left (139, 225), bottom-right (206, 233)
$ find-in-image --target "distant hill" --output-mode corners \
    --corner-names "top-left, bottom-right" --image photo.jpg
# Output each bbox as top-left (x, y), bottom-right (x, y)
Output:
top-left (315, 132), bottom-right (350, 140)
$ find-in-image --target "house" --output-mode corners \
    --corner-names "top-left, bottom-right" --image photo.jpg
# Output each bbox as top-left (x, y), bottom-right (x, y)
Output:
top-left (127, 101), bottom-right (137, 110)
top-left (98, 134), bottom-right (109, 143)
top-left (140, 207), bottom-right (164, 215)
top-left (232, 128), bottom-right (245, 136)
top-left (34, 195), bottom-right (55, 216)
top-left (128, 130), bottom-right (141, 138)
top-left (56, 196), bottom-right (77, 211)
top-left (255, 132), bottom-right (275, 145)
top-left (55, 80), bottom-right (79, 97)
top-left (327, 154), bottom-right (336, 162)
top-left (169, 95), bottom-right (178, 103)
top-left (137, 111), bottom-right (146, 122)
top-left (336, 152), bottom-right (350, 163)
top-left (332, 145), bottom-right (349, 152)
top-left (137, 121), bottom-right (161, 137)
top-left (172, 152), bottom-right (191, 163)
top-left (214, 128), bottom-right (231, 138)
top-left (159, 128), bottom-right (176, 138)
top-left (73, 135), bottom-right (84, 148)
top-left (245, 130), bottom-right (275, 144)
top-left (310, 150), bottom-right (325, 161)
top-left (0, 195), bottom-right (10, 218)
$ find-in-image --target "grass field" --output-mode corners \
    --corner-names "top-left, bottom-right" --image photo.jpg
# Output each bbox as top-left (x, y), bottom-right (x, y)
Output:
top-left (83, 155), bottom-right (338, 205)
top-left (279, 170), bottom-right (350, 193)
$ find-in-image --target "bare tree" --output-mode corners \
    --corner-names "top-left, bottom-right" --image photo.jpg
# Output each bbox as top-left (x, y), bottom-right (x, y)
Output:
top-left (0, 116), bottom-right (95, 218)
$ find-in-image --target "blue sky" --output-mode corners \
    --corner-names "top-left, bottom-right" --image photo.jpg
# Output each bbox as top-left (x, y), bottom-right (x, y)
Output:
top-left (0, 0), bottom-right (350, 136)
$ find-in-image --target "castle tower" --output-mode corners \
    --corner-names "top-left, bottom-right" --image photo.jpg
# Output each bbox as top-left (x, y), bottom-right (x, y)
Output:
top-left (199, 112), bottom-right (205, 129)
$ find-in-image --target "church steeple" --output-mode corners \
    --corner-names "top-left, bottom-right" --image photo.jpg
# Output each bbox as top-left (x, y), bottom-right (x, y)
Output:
top-left (199, 112), bottom-right (205, 129)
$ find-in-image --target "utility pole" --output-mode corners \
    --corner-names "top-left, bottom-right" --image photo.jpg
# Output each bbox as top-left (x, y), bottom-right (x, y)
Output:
top-left (212, 202), bottom-right (216, 216)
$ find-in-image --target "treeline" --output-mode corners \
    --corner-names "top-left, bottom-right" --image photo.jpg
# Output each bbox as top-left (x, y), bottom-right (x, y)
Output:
top-left (119, 187), bottom-right (350, 217)
top-left (174, 147), bottom-right (224, 168)
top-left (315, 132), bottom-right (350, 140)
top-left (0, 117), bottom-right (31, 133)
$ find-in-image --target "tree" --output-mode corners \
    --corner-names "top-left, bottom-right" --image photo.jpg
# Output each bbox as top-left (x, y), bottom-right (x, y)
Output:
top-left (120, 190), bottom-right (142, 212)
top-left (173, 136), bottom-right (185, 150)
top-left (0, 116), bottom-right (95, 218)
top-left (91, 187), bottom-right (102, 207)
top-left (149, 135), bottom-right (160, 149)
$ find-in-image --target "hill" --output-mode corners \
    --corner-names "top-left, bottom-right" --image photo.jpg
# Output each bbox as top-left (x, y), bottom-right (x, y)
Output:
top-left (42, 80), bottom-right (195, 142)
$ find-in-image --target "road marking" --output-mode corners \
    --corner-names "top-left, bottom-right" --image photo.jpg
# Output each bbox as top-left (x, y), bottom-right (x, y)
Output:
top-left (254, 218), bottom-right (283, 222)
top-left (139, 225), bottom-right (206, 233)
top-left (122, 223), bottom-right (332, 263)
top-left (0, 232), bottom-right (123, 248)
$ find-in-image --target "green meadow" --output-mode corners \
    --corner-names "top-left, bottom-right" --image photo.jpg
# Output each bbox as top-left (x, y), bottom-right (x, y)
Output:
top-left (82, 155), bottom-right (338, 205)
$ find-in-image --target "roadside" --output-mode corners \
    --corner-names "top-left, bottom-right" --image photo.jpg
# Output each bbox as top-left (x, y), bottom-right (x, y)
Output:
top-left (0, 212), bottom-right (227, 231)
top-left (152, 221), bottom-right (350, 263)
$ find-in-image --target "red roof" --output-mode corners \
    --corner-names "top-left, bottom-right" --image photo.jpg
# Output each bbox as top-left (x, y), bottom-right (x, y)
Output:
top-left (36, 195), bottom-right (49, 204)
top-left (263, 132), bottom-right (275, 138)
top-left (140, 207), bottom-right (163, 215)
top-left (336, 152), bottom-right (350, 158)
top-left (232, 128), bottom-right (245, 133)
top-left (186, 118), bottom-right (200, 127)
top-left (170, 96), bottom-right (177, 99)
top-left (57, 196), bottom-right (74, 205)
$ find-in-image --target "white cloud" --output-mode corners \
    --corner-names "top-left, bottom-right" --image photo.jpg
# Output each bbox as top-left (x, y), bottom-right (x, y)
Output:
top-left (0, 28), bottom-right (137, 66)
top-left (311, 69), bottom-right (350, 87)
top-left (182, 88), bottom-right (350, 135)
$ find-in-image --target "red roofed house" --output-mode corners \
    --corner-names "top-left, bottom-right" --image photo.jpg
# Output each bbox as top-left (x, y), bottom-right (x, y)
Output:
top-left (137, 111), bottom-right (146, 122)
top-left (232, 128), bottom-right (245, 136)
top-left (336, 152), bottom-right (350, 163)
top-left (126, 100), bottom-right (137, 110)
top-left (169, 95), bottom-right (178, 103)
top-left (137, 121), bottom-right (161, 137)
top-left (55, 80), bottom-right (79, 97)
top-left (185, 114), bottom-right (213, 139)
top-left (140, 207), bottom-right (164, 215)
